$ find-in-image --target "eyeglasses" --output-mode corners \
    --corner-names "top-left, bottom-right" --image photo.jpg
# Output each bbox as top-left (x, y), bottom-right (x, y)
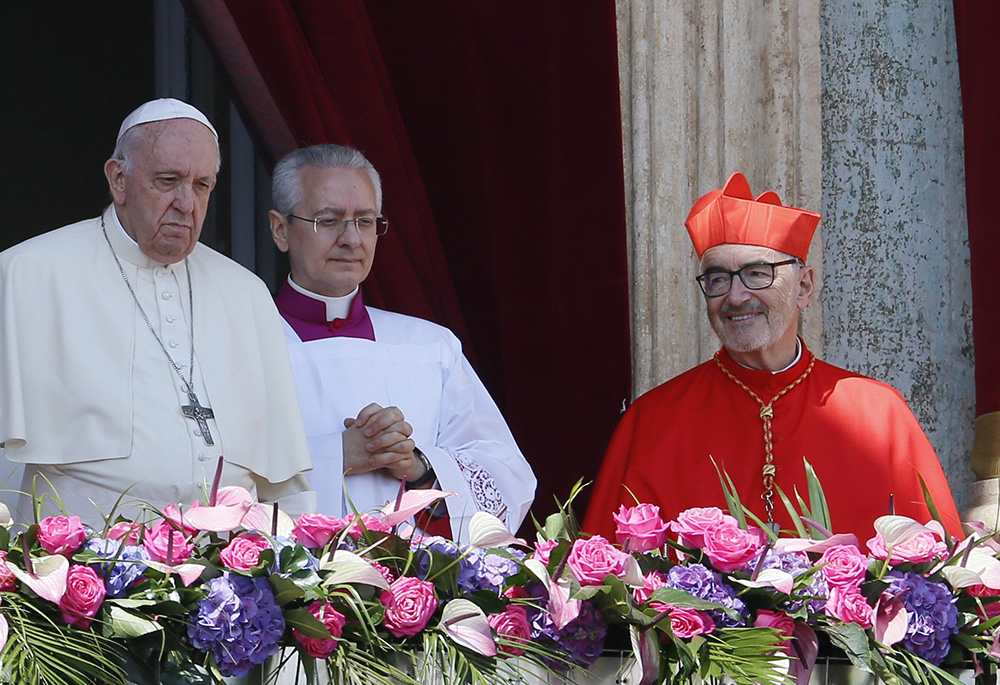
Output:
top-left (695, 258), bottom-right (801, 297)
top-left (287, 214), bottom-right (389, 236)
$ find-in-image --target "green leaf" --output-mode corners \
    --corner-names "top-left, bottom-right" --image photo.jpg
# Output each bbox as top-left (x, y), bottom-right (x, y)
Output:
top-left (284, 607), bottom-right (332, 639)
top-left (271, 573), bottom-right (306, 605)
top-left (803, 458), bottom-right (832, 532)
top-left (107, 605), bottom-right (163, 639)
top-left (711, 456), bottom-right (747, 528)
top-left (823, 622), bottom-right (875, 673)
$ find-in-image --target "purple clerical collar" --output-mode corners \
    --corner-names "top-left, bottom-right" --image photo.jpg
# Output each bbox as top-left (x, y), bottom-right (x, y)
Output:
top-left (275, 280), bottom-right (376, 342)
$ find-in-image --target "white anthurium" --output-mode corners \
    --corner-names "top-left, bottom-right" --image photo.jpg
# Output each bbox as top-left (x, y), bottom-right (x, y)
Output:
top-left (8, 555), bottom-right (69, 604)
top-left (320, 549), bottom-right (390, 590)
top-left (0, 503), bottom-right (12, 529)
top-left (524, 558), bottom-right (581, 630)
top-left (440, 599), bottom-right (497, 657)
top-left (241, 503), bottom-right (295, 538)
top-left (873, 515), bottom-right (931, 547)
top-left (0, 610), bottom-right (7, 654)
top-left (732, 568), bottom-right (796, 595)
top-left (143, 560), bottom-right (207, 587)
top-left (468, 511), bottom-right (526, 549)
top-left (941, 546), bottom-right (1000, 590)
top-left (620, 553), bottom-right (645, 588)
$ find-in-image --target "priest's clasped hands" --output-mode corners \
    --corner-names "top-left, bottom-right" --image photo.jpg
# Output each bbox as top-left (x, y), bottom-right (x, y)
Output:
top-left (342, 403), bottom-right (428, 484)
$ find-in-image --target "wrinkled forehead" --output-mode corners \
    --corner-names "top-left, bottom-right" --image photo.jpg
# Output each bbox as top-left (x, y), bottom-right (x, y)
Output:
top-left (699, 243), bottom-right (786, 270)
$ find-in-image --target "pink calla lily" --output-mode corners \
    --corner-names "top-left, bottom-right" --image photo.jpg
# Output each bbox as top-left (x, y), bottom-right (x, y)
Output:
top-left (630, 626), bottom-right (662, 685)
top-left (873, 593), bottom-right (908, 646)
top-left (790, 623), bottom-right (819, 685)
top-left (144, 560), bottom-right (207, 587)
top-left (7, 555), bottom-right (68, 604)
top-left (241, 502), bottom-right (295, 538)
top-left (440, 599), bottom-right (497, 656)
top-left (991, 630), bottom-right (1000, 659)
top-left (181, 486), bottom-right (255, 532)
top-left (380, 488), bottom-right (456, 527)
top-left (524, 558), bottom-right (581, 629)
top-left (773, 534), bottom-right (860, 554)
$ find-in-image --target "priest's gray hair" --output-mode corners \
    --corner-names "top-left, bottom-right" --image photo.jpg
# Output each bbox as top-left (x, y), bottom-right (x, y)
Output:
top-left (272, 144), bottom-right (383, 215)
top-left (111, 122), bottom-right (222, 176)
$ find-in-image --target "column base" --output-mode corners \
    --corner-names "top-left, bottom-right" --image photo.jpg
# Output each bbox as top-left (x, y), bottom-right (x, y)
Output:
top-left (964, 478), bottom-right (1000, 532)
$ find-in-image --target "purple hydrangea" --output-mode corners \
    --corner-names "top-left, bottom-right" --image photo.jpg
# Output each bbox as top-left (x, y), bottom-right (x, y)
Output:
top-left (188, 572), bottom-right (286, 677)
top-left (758, 549), bottom-right (828, 613)
top-left (667, 563), bottom-right (748, 627)
top-left (457, 549), bottom-right (521, 594)
top-left (528, 598), bottom-right (608, 667)
top-left (412, 536), bottom-right (462, 580)
top-left (884, 571), bottom-right (959, 665)
top-left (85, 538), bottom-right (150, 598)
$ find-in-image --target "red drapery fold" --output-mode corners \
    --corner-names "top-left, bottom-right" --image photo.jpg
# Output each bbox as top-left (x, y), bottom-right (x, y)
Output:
top-left (183, 0), bottom-right (466, 331)
top-left (954, 1), bottom-right (1000, 418)
top-left (183, 0), bottom-right (632, 524)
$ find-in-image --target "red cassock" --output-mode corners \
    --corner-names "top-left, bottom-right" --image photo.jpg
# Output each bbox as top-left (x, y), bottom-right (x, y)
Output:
top-left (583, 342), bottom-right (963, 543)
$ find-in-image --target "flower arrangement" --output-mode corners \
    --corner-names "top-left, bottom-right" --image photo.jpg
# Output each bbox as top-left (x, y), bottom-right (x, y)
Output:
top-left (0, 458), bottom-right (998, 685)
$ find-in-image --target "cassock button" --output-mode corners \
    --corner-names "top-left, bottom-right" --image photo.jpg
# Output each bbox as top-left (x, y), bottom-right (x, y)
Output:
top-left (332, 319), bottom-right (346, 329)
top-left (168, 340), bottom-right (179, 348)
top-left (161, 291), bottom-right (172, 300)
top-left (156, 268), bottom-right (167, 277)
top-left (194, 429), bottom-right (202, 437)
top-left (197, 454), bottom-right (210, 462)
top-left (166, 315), bottom-right (176, 324)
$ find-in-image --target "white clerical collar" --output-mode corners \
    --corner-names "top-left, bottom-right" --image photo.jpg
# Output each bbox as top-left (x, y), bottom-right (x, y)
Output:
top-left (287, 277), bottom-right (358, 321)
top-left (106, 206), bottom-right (183, 271)
top-left (733, 337), bottom-right (803, 374)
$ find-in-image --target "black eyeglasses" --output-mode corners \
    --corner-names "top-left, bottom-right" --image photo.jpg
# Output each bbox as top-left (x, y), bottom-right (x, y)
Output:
top-left (695, 258), bottom-right (801, 297)
top-left (288, 214), bottom-right (389, 236)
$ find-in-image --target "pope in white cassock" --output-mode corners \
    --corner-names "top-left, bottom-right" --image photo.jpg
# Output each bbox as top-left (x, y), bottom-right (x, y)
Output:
top-left (268, 144), bottom-right (535, 541)
top-left (0, 99), bottom-right (315, 526)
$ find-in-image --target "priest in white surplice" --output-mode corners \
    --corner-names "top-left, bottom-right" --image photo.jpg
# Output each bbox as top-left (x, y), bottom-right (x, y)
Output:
top-left (0, 99), bottom-right (314, 526)
top-left (269, 144), bottom-right (535, 541)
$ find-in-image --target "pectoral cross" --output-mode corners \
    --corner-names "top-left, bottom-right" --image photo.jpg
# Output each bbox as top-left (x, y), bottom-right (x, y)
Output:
top-left (181, 391), bottom-right (215, 446)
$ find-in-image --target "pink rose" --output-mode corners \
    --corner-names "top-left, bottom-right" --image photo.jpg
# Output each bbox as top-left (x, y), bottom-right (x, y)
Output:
top-left (504, 586), bottom-right (529, 600)
top-left (37, 515), bottom-right (87, 556)
top-left (292, 513), bottom-right (347, 549)
top-left (866, 531), bottom-right (947, 564)
top-left (143, 520), bottom-right (193, 564)
top-left (818, 545), bottom-right (869, 589)
top-left (0, 551), bottom-right (15, 591)
top-left (566, 536), bottom-right (633, 586)
top-left (633, 570), bottom-right (669, 605)
top-left (106, 521), bottom-right (143, 545)
top-left (220, 533), bottom-right (271, 571)
top-left (58, 565), bottom-right (106, 628)
top-left (345, 513), bottom-right (392, 538)
top-left (669, 507), bottom-right (739, 549)
top-left (755, 610), bottom-right (796, 649)
top-left (658, 605), bottom-right (715, 638)
top-left (488, 605), bottom-right (532, 657)
top-left (702, 523), bottom-right (765, 572)
top-left (532, 539), bottom-right (558, 565)
top-left (825, 586), bottom-right (873, 628)
top-left (293, 600), bottom-right (347, 658)
top-left (370, 560), bottom-right (397, 585)
top-left (613, 503), bottom-right (669, 553)
top-left (380, 576), bottom-right (438, 638)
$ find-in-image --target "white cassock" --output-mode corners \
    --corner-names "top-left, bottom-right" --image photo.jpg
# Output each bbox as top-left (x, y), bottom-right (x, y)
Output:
top-left (0, 207), bottom-right (314, 527)
top-left (279, 285), bottom-right (535, 543)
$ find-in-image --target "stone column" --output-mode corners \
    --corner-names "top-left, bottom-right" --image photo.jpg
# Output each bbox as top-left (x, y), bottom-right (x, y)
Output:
top-left (616, 0), bottom-right (823, 398)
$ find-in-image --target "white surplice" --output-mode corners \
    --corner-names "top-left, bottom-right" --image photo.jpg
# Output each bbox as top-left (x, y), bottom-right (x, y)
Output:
top-left (0, 207), bottom-right (314, 525)
top-left (282, 307), bottom-right (535, 543)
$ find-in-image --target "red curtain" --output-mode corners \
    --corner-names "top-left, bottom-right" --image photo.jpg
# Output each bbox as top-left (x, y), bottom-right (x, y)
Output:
top-left (184, 0), bottom-right (632, 525)
top-left (954, 1), bottom-right (1000, 418)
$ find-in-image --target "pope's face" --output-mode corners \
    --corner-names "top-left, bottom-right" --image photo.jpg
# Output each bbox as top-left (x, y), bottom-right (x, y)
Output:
top-left (701, 244), bottom-right (813, 366)
top-left (105, 119), bottom-right (218, 264)
top-left (269, 165), bottom-right (379, 297)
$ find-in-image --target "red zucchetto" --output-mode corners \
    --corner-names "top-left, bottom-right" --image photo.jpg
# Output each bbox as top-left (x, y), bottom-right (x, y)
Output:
top-left (684, 172), bottom-right (821, 261)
